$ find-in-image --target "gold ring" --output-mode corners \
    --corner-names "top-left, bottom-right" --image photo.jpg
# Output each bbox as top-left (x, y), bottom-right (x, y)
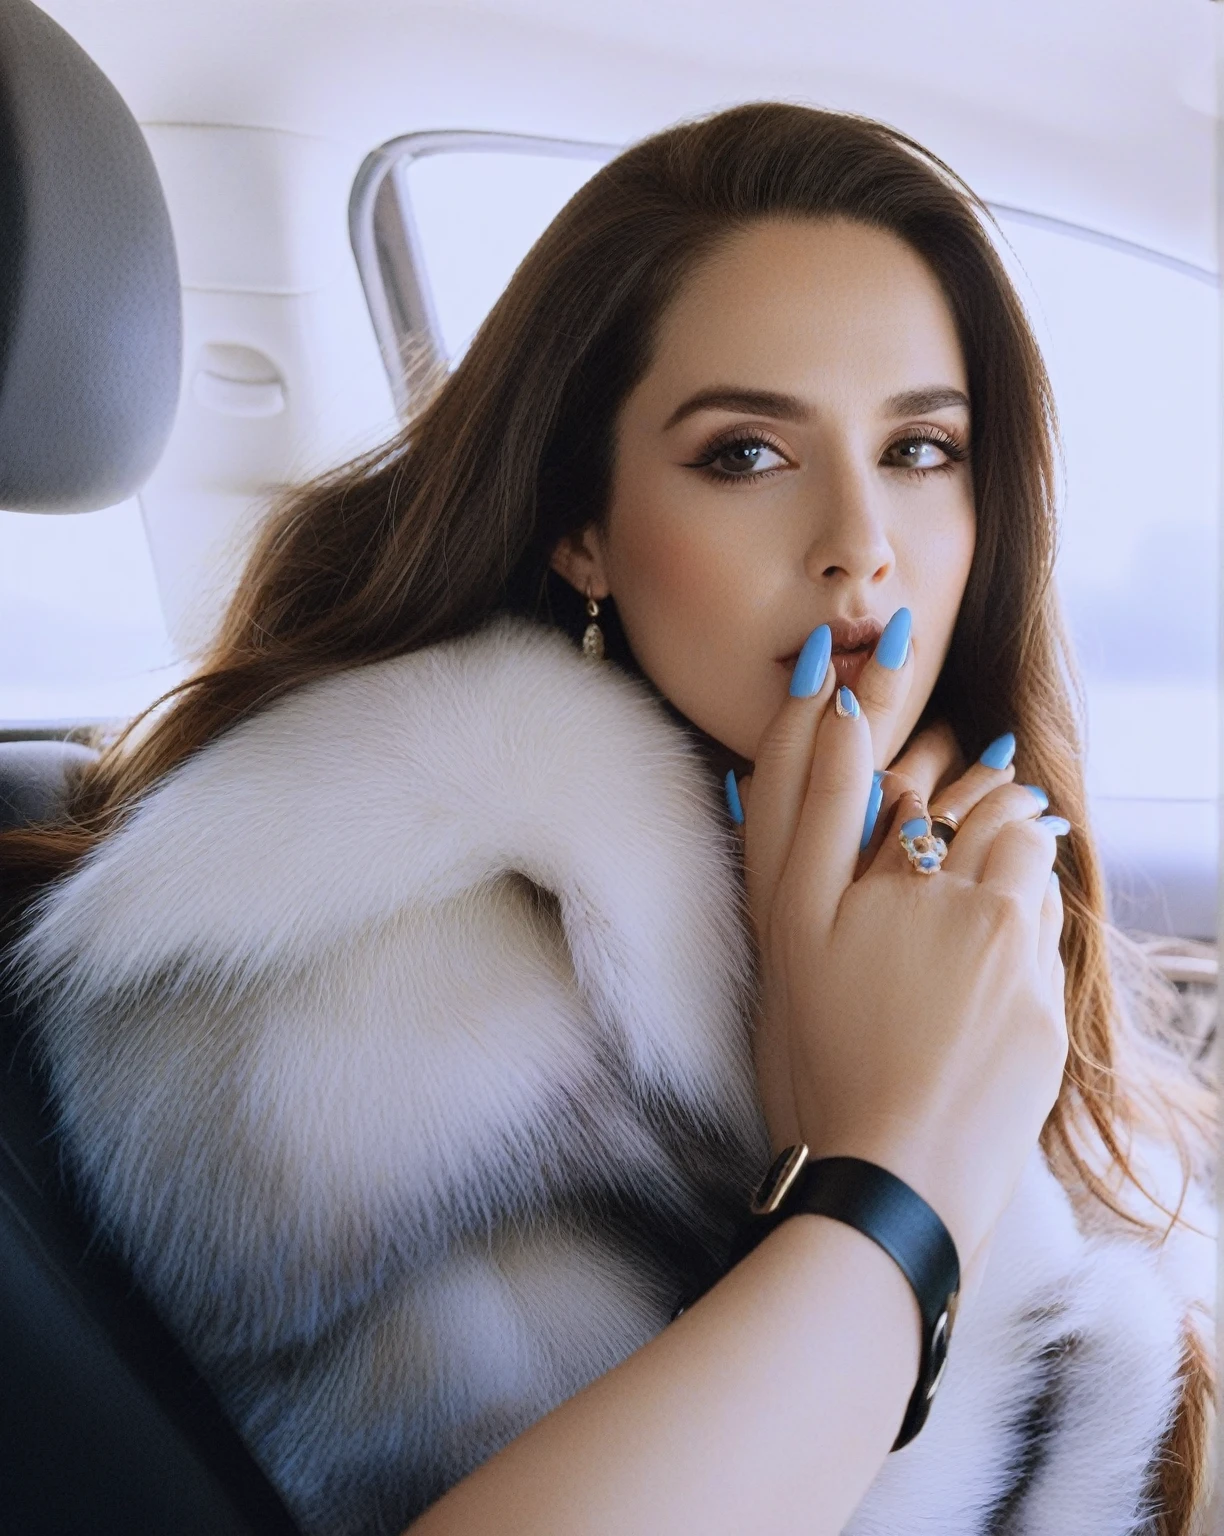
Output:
top-left (930, 810), bottom-right (961, 836)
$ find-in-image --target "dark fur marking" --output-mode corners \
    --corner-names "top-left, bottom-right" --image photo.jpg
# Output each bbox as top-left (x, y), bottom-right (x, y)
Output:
top-left (984, 1330), bottom-right (1083, 1535)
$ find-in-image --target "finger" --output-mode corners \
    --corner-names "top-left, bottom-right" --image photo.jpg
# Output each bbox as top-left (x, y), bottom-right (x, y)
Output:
top-left (869, 786), bottom-right (932, 875)
top-left (864, 721), bottom-right (960, 860)
top-left (724, 769), bottom-right (747, 838)
top-left (1038, 871), bottom-right (1064, 977)
top-left (741, 624), bottom-right (836, 922)
top-left (884, 720), bottom-right (963, 805)
top-left (729, 771), bottom-right (752, 843)
top-left (929, 733), bottom-right (1028, 836)
top-left (785, 682), bottom-right (877, 932)
top-left (851, 606), bottom-right (916, 769)
top-left (856, 771), bottom-right (887, 862)
top-left (943, 782), bottom-right (1049, 882)
top-left (979, 816), bottom-right (1062, 915)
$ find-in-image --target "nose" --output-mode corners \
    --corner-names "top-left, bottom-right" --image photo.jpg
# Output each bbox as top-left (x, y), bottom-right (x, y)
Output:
top-left (801, 453), bottom-right (894, 589)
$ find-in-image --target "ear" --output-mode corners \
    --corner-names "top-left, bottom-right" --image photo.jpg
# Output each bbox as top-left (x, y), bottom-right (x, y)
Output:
top-left (549, 525), bottom-right (611, 601)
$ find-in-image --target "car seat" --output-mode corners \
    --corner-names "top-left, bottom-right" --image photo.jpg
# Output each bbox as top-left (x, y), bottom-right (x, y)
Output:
top-left (0, 4), bottom-right (302, 1531)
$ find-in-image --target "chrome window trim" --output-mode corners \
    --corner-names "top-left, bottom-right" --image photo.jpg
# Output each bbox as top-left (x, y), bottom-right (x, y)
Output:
top-left (349, 130), bottom-right (1219, 417)
top-left (349, 131), bottom-right (618, 417)
top-left (989, 202), bottom-right (1217, 286)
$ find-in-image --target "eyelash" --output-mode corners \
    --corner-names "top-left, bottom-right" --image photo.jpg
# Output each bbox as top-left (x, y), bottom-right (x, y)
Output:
top-left (685, 425), bottom-right (970, 485)
top-left (887, 427), bottom-right (970, 479)
top-left (685, 428), bottom-right (793, 484)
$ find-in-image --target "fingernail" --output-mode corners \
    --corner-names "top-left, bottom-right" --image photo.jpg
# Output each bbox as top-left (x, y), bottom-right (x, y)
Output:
top-left (979, 732), bottom-right (1016, 770)
top-left (1021, 785), bottom-right (1049, 810)
top-left (874, 607), bottom-right (911, 671)
top-left (790, 624), bottom-right (832, 699)
top-left (835, 686), bottom-right (860, 719)
top-left (900, 817), bottom-right (930, 840)
top-left (724, 769), bottom-right (744, 825)
top-left (1036, 815), bottom-right (1071, 836)
top-left (860, 778), bottom-right (884, 849)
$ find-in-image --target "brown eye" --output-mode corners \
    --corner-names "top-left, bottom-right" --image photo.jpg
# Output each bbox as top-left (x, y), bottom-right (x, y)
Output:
top-left (701, 436), bottom-right (790, 478)
top-left (885, 435), bottom-right (961, 472)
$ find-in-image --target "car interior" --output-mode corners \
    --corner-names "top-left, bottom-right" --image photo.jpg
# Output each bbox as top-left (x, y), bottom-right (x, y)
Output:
top-left (0, 1), bottom-right (1217, 1529)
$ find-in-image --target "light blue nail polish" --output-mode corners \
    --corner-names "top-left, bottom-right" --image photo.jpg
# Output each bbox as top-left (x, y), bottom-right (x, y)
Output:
top-left (875, 607), bottom-right (911, 671)
top-left (724, 769), bottom-right (744, 825)
top-left (979, 732), bottom-right (1016, 770)
top-left (1021, 785), bottom-right (1049, 810)
top-left (900, 817), bottom-right (929, 840)
top-left (873, 770), bottom-right (884, 784)
top-left (790, 624), bottom-right (832, 699)
top-left (860, 778), bottom-right (884, 850)
top-left (1036, 815), bottom-right (1071, 836)
top-left (836, 686), bottom-right (860, 718)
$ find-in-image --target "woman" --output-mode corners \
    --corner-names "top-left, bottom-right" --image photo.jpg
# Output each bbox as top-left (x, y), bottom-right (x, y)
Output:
top-left (3, 104), bottom-right (1213, 1534)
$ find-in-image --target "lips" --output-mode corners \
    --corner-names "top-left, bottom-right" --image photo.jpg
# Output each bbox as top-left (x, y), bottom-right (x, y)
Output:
top-left (777, 617), bottom-right (886, 692)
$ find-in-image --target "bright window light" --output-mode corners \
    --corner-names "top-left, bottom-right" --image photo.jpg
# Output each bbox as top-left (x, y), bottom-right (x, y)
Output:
top-left (994, 217), bottom-right (1218, 800)
top-left (0, 500), bottom-right (184, 727)
top-left (404, 151), bottom-right (608, 361)
top-left (993, 219), bottom-right (1218, 935)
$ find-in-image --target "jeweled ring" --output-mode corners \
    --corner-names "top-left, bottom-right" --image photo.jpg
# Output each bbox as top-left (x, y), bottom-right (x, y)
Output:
top-left (900, 815), bottom-right (947, 875)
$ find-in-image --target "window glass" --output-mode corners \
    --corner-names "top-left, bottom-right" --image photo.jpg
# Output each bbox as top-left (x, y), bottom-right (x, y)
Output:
top-left (403, 150), bottom-right (609, 362)
top-left (0, 500), bottom-right (183, 727)
top-left (991, 220), bottom-right (1218, 935)
top-left (993, 219), bottom-right (1217, 800)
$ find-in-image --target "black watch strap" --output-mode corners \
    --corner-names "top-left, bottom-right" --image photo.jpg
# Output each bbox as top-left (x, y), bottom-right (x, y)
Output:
top-left (747, 1149), bottom-right (961, 1451)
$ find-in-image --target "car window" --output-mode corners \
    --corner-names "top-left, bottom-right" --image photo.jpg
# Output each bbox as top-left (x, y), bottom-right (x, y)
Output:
top-left (0, 499), bottom-right (183, 728)
top-left (992, 220), bottom-right (1217, 934)
top-left (406, 148), bottom-right (610, 361)
top-left (351, 134), bottom-right (614, 414)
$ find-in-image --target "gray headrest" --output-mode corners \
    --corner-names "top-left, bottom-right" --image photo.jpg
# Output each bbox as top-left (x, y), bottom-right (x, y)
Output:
top-left (0, 0), bottom-right (181, 512)
top-left (0, 739), bottom-right (97, 830)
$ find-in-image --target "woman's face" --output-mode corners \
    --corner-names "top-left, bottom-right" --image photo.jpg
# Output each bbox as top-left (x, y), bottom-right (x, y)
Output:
top-left (552, 216), bottom-right (976, 768)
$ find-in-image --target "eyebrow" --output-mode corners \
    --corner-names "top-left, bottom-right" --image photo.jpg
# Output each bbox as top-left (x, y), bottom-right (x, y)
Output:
top-left (662, 388), bottom-right (810, 430)
top-left (882, 386), bottom-right (970, 416)
top-left (663, 383), bottom-right (970, 431)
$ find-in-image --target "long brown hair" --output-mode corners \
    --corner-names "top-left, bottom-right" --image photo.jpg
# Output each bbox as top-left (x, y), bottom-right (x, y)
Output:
top-left (3, 103), bottom-right (1212, 1525)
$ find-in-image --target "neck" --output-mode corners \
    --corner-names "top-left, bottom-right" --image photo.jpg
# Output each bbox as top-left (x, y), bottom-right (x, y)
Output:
top-left (599, 625), bottom-right (752, 795)
top-left (654, 694), bottom-right (753, 791)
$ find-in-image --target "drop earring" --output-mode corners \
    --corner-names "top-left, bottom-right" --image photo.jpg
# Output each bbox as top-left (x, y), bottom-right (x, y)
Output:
top-left (582, 583), bottom-right (605, 661)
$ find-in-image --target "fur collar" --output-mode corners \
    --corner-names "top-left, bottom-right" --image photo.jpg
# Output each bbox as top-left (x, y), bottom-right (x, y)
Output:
top-left (19, 616), bottom-right (1212, 1535)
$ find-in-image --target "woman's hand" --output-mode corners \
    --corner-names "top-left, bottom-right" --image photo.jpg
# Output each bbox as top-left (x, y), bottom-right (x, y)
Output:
top-left (734, 627), bottom-right (1067, 1271)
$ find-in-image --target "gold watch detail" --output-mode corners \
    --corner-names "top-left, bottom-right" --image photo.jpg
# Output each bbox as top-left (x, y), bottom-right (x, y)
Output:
top-left (750, 1143), bottom-right (810, 1216)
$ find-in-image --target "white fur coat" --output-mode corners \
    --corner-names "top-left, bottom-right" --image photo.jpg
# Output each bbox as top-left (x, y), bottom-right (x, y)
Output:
top-left (18, 616), bottom-right (1213, 1535)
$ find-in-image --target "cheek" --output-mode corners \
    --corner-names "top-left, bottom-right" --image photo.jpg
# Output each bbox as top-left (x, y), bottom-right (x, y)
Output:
top-left (904, 487), bottom-right (975, 640)
top-left (888, 490), bottom-right (975, 746)
top-left (606, 493), bottom-right (757, 650)
top-left (602, 478), bottom-right (781, 756)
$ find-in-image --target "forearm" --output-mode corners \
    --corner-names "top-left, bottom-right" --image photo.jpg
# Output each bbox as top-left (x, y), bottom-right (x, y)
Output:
top-left (407, 1214), bottom-right (920, 1536)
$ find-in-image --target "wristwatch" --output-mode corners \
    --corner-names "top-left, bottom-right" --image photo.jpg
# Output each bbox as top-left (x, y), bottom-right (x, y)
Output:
top-left (747, 1145), bottom-right (961, 1451)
